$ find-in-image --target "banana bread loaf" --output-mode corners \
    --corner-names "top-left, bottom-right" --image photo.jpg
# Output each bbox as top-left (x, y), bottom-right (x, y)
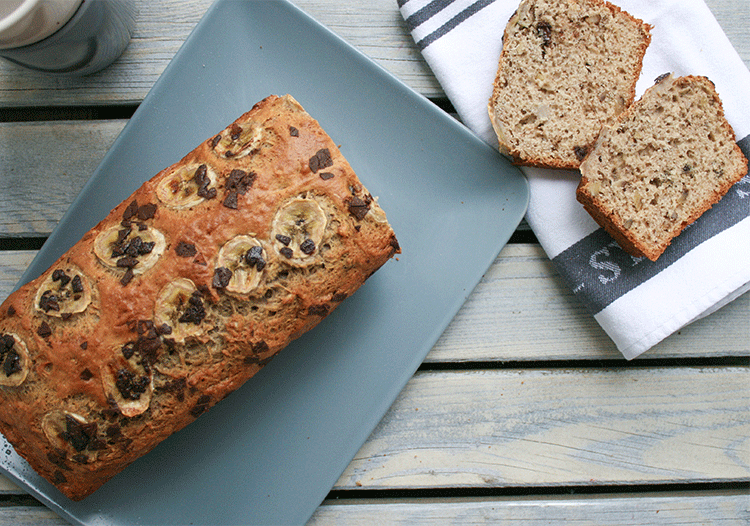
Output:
top-left (488, 0), bottom-right (652, 168)
top-left (0, 94), bottom-right (400, 500)
top-left (576, 74), bottom-right (747, 261)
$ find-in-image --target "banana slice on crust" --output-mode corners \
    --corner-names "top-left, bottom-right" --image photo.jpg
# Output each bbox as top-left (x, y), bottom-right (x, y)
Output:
top-left (94, 224), bottom-right (166, 275)
top-left (270, 197), bottom-right (328, 266)
top-left (156, 163), bottom-right (218, 209)
top-left (211, 122), bottom-right (263, 159)
top-left (213, 235), bottom-right (267, 294)
top-left (101, 357), bottom-right (153, 417)
top-left (0, 333), bottom-right (30, 387)
top-left (154, 278), bottom-right (206, 343)
top-left (34, 264), bottom-right (93, 317)
top-left (42, 410), bottom-right (101, 459)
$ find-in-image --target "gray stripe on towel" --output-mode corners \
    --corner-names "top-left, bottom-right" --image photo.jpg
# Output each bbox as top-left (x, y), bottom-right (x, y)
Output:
top-left (416, 0), bottom-right (496, 49)
top-left (405, 0), bottom-right (458, 32)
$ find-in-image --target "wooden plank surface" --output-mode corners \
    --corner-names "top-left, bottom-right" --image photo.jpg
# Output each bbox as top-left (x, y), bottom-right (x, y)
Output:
top-left (2, 491), bottom-right (748, 526)
top-left (334, 367), bottom-right (749, 490)
top-left (310, 492), bottom-right (750, 525)
top-left (1, 491), bottom-right (747, 526)
top-left (0, 121), bottom-right (125, 237)
top-left (0, 0), bottom-right (746, 106)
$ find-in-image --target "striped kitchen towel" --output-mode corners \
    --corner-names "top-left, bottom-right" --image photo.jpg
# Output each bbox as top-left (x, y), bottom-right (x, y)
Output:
top-left (398, 0), bottom-right (750, 359)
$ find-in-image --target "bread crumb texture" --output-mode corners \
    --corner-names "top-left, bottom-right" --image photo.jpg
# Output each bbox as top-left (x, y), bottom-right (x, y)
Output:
top-left (489, 0), bottom-right (651, 168)
top-left (0, 95), bottom-right (400, 500)
top-left (577, 75), bottom-right (748, 261)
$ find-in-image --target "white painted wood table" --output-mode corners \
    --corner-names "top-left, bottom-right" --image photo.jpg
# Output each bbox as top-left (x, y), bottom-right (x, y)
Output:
top-left (0, 0), bottom-right (748, 524)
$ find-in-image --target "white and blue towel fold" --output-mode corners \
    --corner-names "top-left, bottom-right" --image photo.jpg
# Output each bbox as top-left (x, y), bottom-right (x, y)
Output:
top-left (398, 0), bottom-right (750, 359)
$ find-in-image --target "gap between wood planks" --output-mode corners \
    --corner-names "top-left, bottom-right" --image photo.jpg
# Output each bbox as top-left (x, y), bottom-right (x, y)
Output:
top-left (323, 481), bottom-right (750, 501)
top-left (418, 356), bottom-right (750, 370)
top-left (0, 98), bottom-right (457, 123)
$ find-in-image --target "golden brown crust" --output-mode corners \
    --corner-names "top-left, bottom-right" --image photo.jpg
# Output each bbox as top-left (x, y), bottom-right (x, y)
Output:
top-left (0, 94), bottom-right (399, 500)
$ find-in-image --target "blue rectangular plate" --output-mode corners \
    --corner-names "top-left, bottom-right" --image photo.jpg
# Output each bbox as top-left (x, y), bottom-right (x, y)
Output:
top-left (0, 1), bottom-right (528, 524)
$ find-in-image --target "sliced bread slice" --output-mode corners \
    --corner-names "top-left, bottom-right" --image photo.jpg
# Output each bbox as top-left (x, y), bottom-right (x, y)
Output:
top-left (576, 74), bottom-right (748, 261)
top-left (488, 0), bottom-right (651, 168)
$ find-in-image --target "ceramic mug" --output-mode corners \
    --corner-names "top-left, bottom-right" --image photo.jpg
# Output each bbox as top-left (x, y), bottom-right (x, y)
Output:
top-left (0, 0), bottom-right (135, 76)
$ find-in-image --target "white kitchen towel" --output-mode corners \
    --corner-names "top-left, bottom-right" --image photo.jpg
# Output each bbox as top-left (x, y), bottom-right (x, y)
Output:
top-left (398, 0), bottom-right (750, 359)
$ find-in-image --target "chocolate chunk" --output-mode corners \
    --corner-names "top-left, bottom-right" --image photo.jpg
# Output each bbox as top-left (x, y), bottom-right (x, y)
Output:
top-left (70, 274), bottom-right (84, 294)
top-left (120, 268), bottom-right (135, 286)
top-left (222, 169), bottom-right (256, 208)
top-left (655, 72), bottom-right (671, 84)
top-left (38, 290), bottom-right (60, 312)
top-left (47, 451), bottom-right (69, 470)
top-left (63, 414), bottom-right (97, 452)
top-left (80, 341), bottom-right (88, 350)
top-left (123, 200), bottom-right (139, 222)
top-left (115, 368), bottom-right (149, 400)
top-left (175, 241), bottom-right (197, 258)
top-left (222, 191), bottom-right (239, 209)
top-left (212, 267), bottom-right (233, 289)
top-left (53, 470), bottom-right (68, 484)
top-left (3, 350), bottom-right (21, 377)
top-left (299, 238), bottom-right (316, 255)
top-left (574, 146), bottom-right (588, 161)
top-left (331, 292), bottom-right (348, 302)
top-left (116, 256), bottom-right (139, 269)
top-left (244, 355), bottom-right (274, 367)
top-left (210, 134), bottom-right (221, 149)
top-left (178, 292), bottom-right (206, 325)
top-left (160, 377), bottom-right (187, 402)
top-left (37, 321), bottom-right (52, 338)
top-left (389, 236), bottom-right (401, 253)
top-left (230, 123), bottom-right (242, 141)
top-left (52, 269), bottom-right (71, 287)
top-left (289, 126), bottom-right (299, 137)
top-left (309, 148), bottom-right (333, 173)
top-left (6, 305), bottom-right (15, 317)
top-left (156, 323), bottom-right (172, 336)
top-left (0, 334), bottom-right (14, 353)
top-left (279, 247), bottom-right (293, 259)
top-left (244, 245), bottom-right (266, 271)
top-left (71, 453), bottom-right (88, 464)
top-left (121, 341), bottom-right (136, 359)
top-left (105, 424), bottom-right (122, 440)
top-left (137, 320), bottom-right (154, 335)
top-left (319, 172), bottom-right (335, 180)
top-left (80, 368), bottom-right (93, 381)
top-left (252, 340), bottom-right (269, 354)
top-left (190, 394), bottom-right (211, 417)
top-left (194, 164), bottom-right (216, 200)
top-left (348, 196), bottom-right (370, 220)
top-left (308, 304), bottom-right (329, 317)
top-left (137, 203), bottom-right (157, 221)
top-left (138, 337), bottom-right (162, 367)
top-left (275, 234), bottom-right (291, 246)
top-left (125, 237), bottom-right (142, 256)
